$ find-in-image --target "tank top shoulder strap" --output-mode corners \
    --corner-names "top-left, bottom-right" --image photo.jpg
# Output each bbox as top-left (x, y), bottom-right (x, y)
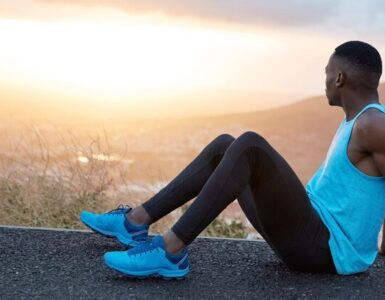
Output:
top-left (345, 102), bottom-right (385, 124)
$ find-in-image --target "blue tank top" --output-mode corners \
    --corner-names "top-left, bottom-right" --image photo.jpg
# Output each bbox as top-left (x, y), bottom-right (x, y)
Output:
top-left (306, 102), bottom-right (385, 275)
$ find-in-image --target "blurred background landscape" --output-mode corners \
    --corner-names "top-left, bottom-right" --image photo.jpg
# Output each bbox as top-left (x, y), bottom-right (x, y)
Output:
top-left (1, 0), bottom-right (385, 239)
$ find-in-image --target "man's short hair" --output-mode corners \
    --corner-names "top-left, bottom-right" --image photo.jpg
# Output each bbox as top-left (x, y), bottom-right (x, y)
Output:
top-left (334, 41), bottom-right (382, 81)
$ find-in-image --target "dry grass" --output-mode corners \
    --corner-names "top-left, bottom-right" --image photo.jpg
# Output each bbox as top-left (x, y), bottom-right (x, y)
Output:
top-left (0, 178), bottom-right (105, 228)
top-left (0, 123), bottom-right (248, 238)
top-left (0, 124), bottom-right (113, 228)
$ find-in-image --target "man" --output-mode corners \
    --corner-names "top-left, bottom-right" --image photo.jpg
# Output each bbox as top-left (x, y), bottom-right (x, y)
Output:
top-left (80, 40), bottom-right (385, 278)
top-left (321, 41), bottom-right (385, 261)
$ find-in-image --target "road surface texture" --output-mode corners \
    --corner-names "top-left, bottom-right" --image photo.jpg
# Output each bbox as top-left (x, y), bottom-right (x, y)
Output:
top-left (1, 226), bottom-right (385, 299)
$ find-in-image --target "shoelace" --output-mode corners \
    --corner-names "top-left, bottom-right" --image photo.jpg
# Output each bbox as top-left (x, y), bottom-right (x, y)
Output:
top-left (106, 204), bottom-right (132, 215)
top-left (128, 239), bottom-right (156, 257)
top-left (128, 238), bottom-right (187, 261)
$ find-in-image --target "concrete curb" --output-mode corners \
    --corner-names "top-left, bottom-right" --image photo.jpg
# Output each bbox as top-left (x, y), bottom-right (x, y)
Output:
top-left (0, 224), bottom-right (265, 242)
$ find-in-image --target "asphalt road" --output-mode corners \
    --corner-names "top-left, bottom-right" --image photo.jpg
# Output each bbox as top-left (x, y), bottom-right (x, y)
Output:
top-left (1, 226), bottom-right (385, 299)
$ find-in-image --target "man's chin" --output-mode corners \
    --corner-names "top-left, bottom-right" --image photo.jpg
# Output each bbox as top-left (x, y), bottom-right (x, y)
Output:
top-left (327, 101), bottom-right (340, 107)
top-left (326, 97), bottom-right (337, 106)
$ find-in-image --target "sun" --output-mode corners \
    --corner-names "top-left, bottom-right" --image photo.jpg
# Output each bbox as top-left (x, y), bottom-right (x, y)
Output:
top-left (0, 17), bottom-right (226, 98)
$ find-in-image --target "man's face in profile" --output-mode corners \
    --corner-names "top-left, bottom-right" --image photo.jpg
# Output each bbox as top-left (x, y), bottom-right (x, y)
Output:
top-left (324, 54), bottom-right (341, 107)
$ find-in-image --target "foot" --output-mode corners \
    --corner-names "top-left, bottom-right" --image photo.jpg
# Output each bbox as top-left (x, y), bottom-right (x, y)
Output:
top-left (104, 234), bottom-right (189, 280)
top-left (80, 204), bottom-right (150, 247)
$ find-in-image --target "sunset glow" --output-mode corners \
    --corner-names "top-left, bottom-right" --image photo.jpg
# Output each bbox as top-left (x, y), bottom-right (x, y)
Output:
top-left (0, 1), bottom-right (384, 119)
top-left (0, 14), bottom-right (281, 101)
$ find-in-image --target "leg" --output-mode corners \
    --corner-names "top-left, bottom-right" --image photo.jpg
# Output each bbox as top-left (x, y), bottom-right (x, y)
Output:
top-left (236, 183), bottom-right (335, 273)
top-left (127, 133), bottom-right (236, 225)
top-left (165, 131), bottom-right (336, 273)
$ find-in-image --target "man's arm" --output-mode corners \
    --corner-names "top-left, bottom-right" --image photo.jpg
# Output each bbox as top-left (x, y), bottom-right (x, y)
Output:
top-left (356, 110), bottom-right (385, 255)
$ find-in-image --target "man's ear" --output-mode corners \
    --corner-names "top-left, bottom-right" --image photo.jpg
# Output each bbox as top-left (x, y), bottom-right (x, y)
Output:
top-left (336, 71), bottom-right (346, 88)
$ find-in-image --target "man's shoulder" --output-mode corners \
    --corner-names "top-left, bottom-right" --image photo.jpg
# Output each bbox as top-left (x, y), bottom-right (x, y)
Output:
top-left (355, 107), bottom-right (385, 131)
top-left (355, 107), bottom-right (385, 152)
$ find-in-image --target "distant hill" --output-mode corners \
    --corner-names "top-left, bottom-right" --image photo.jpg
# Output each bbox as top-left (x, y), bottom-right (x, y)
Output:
top-left (202, 82), bottom-right (385, 183)
top-left (0, 81), bottom-right (383, 184)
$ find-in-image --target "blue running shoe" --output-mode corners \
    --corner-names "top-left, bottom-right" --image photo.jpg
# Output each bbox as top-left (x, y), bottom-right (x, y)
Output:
top-left (104, 234), bottom-right (189, 280)
top-left (80, 204), bottom-right (149, 247)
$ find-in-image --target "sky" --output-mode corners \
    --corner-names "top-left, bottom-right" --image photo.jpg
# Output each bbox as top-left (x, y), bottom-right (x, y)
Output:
top-left (1, 0), bottom-right (385, 120)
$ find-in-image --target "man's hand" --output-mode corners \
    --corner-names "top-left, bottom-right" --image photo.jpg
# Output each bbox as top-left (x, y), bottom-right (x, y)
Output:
top-left (380, 246), bottom-right (385, 256)
top-left (380, 222), bottom-right (385, 256)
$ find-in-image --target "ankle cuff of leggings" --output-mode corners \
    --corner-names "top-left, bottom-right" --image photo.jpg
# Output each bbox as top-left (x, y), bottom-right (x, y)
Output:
top-left (170, 225), bottom-right (192, 246)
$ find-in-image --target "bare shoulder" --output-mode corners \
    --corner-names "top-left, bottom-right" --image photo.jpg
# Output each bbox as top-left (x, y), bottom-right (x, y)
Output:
top-left (355, 108), bottom-right (385, 153)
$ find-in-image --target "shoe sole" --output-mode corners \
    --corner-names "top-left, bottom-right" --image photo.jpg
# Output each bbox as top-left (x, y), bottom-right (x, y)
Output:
top-left (104, 258), bottom-right (189, 280)
top-left (80, 215), bottom-right (146, 247)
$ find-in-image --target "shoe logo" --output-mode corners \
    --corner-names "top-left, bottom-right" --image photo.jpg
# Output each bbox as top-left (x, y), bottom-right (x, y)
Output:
top-left (131, 230), bottom-right (149, 237)
top-left (176, 254), bottom-right (188, 267)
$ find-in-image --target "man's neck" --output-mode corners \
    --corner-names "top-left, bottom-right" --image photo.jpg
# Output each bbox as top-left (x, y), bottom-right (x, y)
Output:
top-left (340, 90), bottom-right (379, 121)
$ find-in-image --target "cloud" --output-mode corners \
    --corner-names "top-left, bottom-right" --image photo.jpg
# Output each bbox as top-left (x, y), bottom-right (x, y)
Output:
top-left (33, 0), bottom-right (336, 28)
top-left (2, 0), bottom-right (385, 38)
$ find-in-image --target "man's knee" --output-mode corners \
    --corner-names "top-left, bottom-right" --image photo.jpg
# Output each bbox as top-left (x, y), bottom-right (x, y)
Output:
top-left (212, 133), bottom-right (236, 150)
top-left (236, 131), bottom-right (268, 146)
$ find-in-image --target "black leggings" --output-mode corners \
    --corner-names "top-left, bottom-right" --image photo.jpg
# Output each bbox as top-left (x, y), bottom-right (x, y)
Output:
top-left (142, 131), bottom-right (337, 274)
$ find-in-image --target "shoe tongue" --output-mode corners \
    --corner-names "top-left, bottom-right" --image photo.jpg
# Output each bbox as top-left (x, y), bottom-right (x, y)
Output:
top-left (152, 235), bottom-right (165, 249)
